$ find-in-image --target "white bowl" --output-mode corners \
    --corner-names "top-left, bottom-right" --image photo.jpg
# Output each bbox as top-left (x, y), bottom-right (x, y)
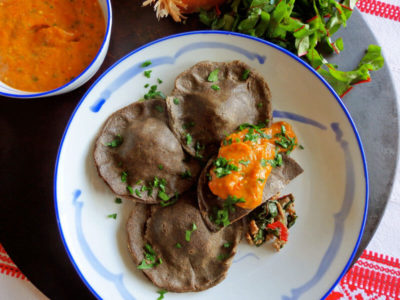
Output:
top-left (0, 0), bottom-right (112, 99)
top-left (55, 31), bottom-right (368, 300)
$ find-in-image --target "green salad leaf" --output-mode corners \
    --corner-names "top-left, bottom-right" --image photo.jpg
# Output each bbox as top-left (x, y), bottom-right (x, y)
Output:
top-left (199, 0), bottom-right (384, 97)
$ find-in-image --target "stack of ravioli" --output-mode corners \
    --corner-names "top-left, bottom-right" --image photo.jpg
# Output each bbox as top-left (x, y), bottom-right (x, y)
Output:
top-left (93, 61), bottom-right (303, 292)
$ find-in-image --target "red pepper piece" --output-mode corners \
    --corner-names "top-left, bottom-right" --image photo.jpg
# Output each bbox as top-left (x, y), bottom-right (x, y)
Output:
top-left (267, 221), bottom-right (288, 242)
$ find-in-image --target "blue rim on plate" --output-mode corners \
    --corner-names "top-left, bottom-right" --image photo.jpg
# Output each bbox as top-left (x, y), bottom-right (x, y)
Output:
top-left (0, 0), bottom-right (112, 99)
top-left (53, 30), bottom-right (369, 300)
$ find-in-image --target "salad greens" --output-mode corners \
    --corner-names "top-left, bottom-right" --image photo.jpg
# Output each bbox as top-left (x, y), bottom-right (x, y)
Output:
top-left (199, 0), bottom-right (384, 96)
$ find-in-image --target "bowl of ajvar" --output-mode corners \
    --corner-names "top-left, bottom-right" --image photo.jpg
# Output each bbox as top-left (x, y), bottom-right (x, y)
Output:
top-left (0, 0), bottom-right (112, 98)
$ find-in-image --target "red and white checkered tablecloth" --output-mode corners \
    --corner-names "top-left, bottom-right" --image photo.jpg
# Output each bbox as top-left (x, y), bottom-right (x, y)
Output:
top-left (327, 251), bottom-right (400, 299)
top-left (357, 0), bottom-right (400, 21)
top-left (1, 1), bottom-right (399, 299)
top-left (0, 244), bottom-right (47, 300)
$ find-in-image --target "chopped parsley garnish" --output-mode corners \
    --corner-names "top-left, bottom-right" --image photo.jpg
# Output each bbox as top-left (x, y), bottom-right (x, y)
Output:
top-left (268, 153), bottom-right (283, 168)
top-left (274, 127), bottom-right (297, 151)
top-left (158, 164), bottom-right (164, 170)
top-left (239, 160), bottom-right (250, 166)
top-left (144, 84), bottom-right (166, 100)
top-left (185, 133), bottom-right (193, 145)
top-left (211, 195), bottom-right (245, 227)
top-left (144, 70), bottom-right (152, 78)
top-left (223, 242), bottom-right (231, 248)
top-left (106, 134), bottom-right (123, 148)
top-left (126, 186), bottom-right (134, 195)
top-left (121, 171), bottom-right (128, 182)
top-left (139, 177), bottom-right (170, 200)
top-left (195, 142), bottom-right (205, 159)
top-left (141, 61), bottom-right (152, 67)
top-left (257, 178), bottom-right (265, 182)
top-left (223, 138), bottom-right (233, 146)
top-left (181, 170), bottom-right (192, 179)
top-left (155, 177), bottom-right (166, 190)
top-left (115, 198), bottom-right (122, 204)
top-left (135, 189), bottom-right (141, 197)
top-left (157, 78), bottom-right (163, 84)
top-left (137, 244), bottom-right (162, 270)
top-left (175, 243), bottom-right (182, 248)
top-left (299, 144), bottom-right (304, 149)
top-left (158, 191), bottom-right (169, 201)
top-left (260, 159), bottom-right (267, 167)
top-left (107, 213), bottom-right (117, 219)
top-left (207, 68), bottom-right (220, 82)
top-left (281, 125), bottom-right (286, 135)
top-left (238, 123), bottom-right (253, 131)
top-left (242, 69), bottom-right (250, 80)
top-left (235, 138), bottom-right (240, 143)
top-left (217, 253), bottom-right (229, 261)
top-left (173, 98), bottom-right (180, 105)
top-left (185, 223), bottom-right (197, 242)
top-left (213, 157), bottom-right (238, 178)
top-left (238, 122), bottom-right (268, 131)
top-left (153, 177), bottom-right (167, 193)
top-left (211, 84), bottom-right (220, 91)
top-left (257, 103), bottom-right (263, 108)
top-left (157, 289), bottom-right (167, 300)
top-left (243, 128), bottom-right (259, 142)
top-left (243, 127), bottom-right (270, 142)
top-left (144, 83), bottom-right (149, 88)
top-left (159, 191), bottom-right (178, 207)
top-left (155, 105), bottom-right (164, 113)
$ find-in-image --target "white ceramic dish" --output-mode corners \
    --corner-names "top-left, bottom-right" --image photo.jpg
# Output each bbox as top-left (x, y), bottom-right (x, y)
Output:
top-left (54, 31), bottom-right (368, 300)
top-left (0, 0), bottom-right (112, 99)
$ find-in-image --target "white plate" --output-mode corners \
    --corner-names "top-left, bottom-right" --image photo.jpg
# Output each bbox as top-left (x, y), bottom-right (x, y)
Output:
top-left (54, 31), bottom-right (368, 300)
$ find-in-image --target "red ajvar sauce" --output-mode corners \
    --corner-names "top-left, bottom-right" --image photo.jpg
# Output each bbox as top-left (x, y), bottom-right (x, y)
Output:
top-left (0, 0), bottom-right (105, 92)
top-left (208, 121), bottom-right (297, 210)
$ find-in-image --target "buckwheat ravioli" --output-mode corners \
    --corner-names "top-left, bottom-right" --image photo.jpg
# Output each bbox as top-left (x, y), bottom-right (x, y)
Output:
top-left (94, 98), bottom-right (200, 204)
top-left (166, 60), bottom-right (272, 159)
top-left (126, 190), bottom-right (243, 292)
top-left (198, 154), bottom-right (303, 232)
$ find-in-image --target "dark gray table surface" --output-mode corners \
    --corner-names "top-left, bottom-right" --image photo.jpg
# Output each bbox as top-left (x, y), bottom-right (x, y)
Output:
top-left (332, 10), bottom-right (399, 258)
